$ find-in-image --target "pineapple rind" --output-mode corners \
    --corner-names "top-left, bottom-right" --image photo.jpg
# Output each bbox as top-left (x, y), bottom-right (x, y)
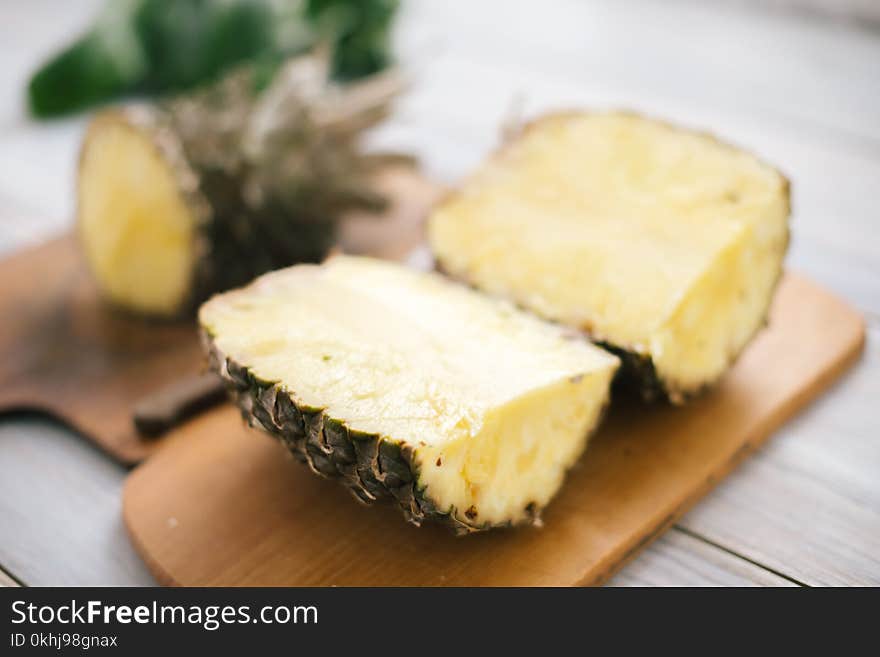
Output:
top-left (204, 332), bottom-right (556, 534)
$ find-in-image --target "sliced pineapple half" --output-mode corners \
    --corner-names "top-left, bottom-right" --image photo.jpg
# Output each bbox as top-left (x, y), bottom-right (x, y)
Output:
top-left (429, 112), bottom-right (790, 402)
top-left (200, 256), bottom-right (618, 533)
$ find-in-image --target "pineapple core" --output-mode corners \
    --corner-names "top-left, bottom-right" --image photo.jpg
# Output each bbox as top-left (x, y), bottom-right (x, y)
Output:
top-left (200, 256), bottom-right (618, 528)
top-left (429, 112), bottom-right (790, 398)
top-left (78, 116), bottom-right (196, 316)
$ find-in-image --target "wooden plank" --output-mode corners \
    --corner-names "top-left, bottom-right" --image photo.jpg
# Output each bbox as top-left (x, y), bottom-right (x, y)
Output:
top-left (0, 190), bottom-right (58, 257)
top-left (0, 416), bottom-right (156, 586)
top-left (0, 566), bottom-right (20, 587)
top-left (121, 273), bottom-right (864, 586)
top-left (0, 0), bottom-right (102, 129)
top-left (0, 118), bottom-right (90, 223)
top-left (607, 528), bottom-right (798, 587)
top-left (0, 0), bottom-right (97, 242)
top-left (676, 326), bottom-right (880, 586)
top-left (720, 0), bottom-right (880, 27)
top-left (399, 0), bottom-right (880, 146)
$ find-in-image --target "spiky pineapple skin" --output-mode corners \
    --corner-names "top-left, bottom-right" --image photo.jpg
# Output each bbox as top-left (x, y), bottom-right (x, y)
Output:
top-left (79, 107), bottom-right (336, 319)
top-left (202, 329), bottom-right (549, 535)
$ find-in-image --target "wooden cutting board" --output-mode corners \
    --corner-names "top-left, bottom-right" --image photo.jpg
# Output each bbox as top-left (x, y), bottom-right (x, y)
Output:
top-left (0, 168), bottom-right (442, 464)
top-left (123, 273), bottom-right (865, 586)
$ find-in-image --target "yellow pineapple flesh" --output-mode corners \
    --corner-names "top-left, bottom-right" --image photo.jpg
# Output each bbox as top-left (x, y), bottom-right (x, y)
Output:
top-left (78, 112), bottom-right (198, 317)
top-left (429, 112), bottom-right (790, 400)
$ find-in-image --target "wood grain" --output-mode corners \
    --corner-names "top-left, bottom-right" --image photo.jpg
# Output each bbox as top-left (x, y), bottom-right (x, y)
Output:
top-left (606, 528), bottom-right (797, 587)
top-left (0, 236), bottom-right (202, 463)
top-left (122, 272), bottom-right (864, 586)
top-left (0, 416), bottom-right (155, 586)
top-left (0, 168), bottom-right (442, 464)
top-left (0, 567), bottom-right (19, 587)
top-left (677, 328), bottom-right (880, 585)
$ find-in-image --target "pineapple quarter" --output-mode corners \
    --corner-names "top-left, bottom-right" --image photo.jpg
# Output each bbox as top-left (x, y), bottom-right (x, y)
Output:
top-left (200, 256), bottom-right (618, 532)
top-left (78, 112), bottom-right (198, 317)
top-left (429, 112), bottom-right (790, 401)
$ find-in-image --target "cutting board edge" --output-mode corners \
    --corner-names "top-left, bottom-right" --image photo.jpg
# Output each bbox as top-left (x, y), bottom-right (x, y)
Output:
top-left (123, 506), bottom-right (181, 587)
top-left (0, 394), bottom-right (161, 465)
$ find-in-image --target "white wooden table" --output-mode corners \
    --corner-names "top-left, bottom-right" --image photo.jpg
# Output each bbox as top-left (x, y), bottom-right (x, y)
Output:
top-left (0, 0), bottom-right (877, 587)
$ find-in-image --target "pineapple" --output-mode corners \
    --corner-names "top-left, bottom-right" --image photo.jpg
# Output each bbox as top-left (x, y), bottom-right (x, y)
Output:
top-left (77, 55), bottom-right (400, 318)
top-left (429, 112), bottom-right (790, 402)
top-left (199, 256), bottom-right (618, 533)
top-left (78, 108), bottom-right (208, 317)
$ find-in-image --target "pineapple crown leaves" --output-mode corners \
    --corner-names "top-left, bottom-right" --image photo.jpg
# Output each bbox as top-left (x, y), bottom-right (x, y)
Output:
top-left (162, 51), bottom-right (406, 228)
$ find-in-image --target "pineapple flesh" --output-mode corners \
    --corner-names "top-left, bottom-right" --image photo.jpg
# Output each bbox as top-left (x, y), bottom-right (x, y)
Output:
top-left (429, 112), bottom-right (790, 401)
top-left (200, 256), bottom-right (618, 533)
top-left (78, 111), bottom-right (200, 317)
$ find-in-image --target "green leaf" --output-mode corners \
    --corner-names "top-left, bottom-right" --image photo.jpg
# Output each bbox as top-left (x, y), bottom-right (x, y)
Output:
top-left (27, 0), bottom-right (398, 118)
